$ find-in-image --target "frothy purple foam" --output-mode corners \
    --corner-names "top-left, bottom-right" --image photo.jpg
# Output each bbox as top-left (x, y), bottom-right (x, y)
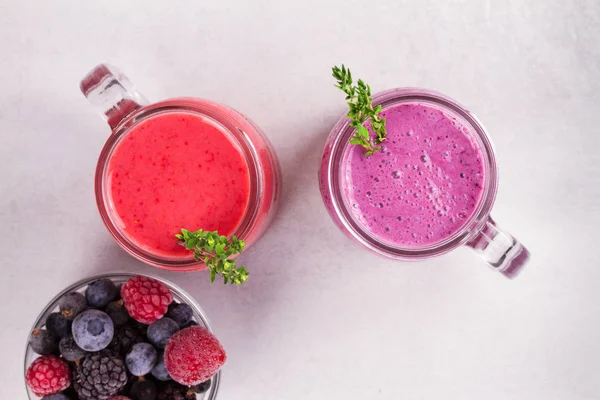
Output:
top-left (342, 103), bottom-right (485, 248)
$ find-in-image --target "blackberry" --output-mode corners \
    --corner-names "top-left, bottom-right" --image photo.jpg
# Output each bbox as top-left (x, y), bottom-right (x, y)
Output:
top-left (59, 292), bottom-right (87, 320)
top-left (110, 320), bottom-right (147, 356)
top-left (130, 378), bottom-right (157, 400)
top-left (46, 312), bottom-right (72, 338)
top-left (166, 303), bottom-right (193, 328)
top-left (29, 328), bottom-right (58, 355)
top-left (86, 278), bottom-right (118, 308)
top-left (73, 350), bottom-right (127, 400)
top-left (157, 382), bottom-right (196, 400)
top-left (147, 318), bottom-right (179, 348)
top-left (105, 299), bottom-right (130, 326)
top-left (59, 335), bottom-right (88, 362)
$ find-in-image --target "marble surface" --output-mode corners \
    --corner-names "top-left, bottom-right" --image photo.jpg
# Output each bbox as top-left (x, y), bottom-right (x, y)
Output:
top-left (1, 1), bottom-right (599, 398)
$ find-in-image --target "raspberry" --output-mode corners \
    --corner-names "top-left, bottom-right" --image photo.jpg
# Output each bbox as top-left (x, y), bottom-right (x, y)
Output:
top-left (109, 397), bottom-right (131, 400)
top-left (25, 355), bottom-right (71, 397)
top-left (164, 326), bottom-right (226, 386)
top-left (121, 276), bottom-right (173, 324)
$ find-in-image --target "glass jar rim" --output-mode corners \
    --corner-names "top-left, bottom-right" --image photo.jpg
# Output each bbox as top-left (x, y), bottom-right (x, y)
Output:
top-left (95, 98), bottom-right (264, 270)
top-left (324, 88), bottom-right (499, 259)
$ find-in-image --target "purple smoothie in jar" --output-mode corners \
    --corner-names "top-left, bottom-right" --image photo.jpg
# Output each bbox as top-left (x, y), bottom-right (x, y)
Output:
top-left (341, 102), bottom-right (485, 248)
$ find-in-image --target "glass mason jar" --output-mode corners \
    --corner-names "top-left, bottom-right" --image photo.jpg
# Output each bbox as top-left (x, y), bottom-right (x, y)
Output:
top-left (319, 88), bottom-right (530, 278)
top-left (81, 64), bottom-right (281, 271)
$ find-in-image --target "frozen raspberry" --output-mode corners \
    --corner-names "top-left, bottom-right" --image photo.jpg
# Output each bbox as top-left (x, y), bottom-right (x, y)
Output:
top-left (25, 355), bottom-right (71, 397)
top-left (121, 276), bottom-right (173, 324)
top-left (109, 397), bottom-right (131, 400)
top-left (164, 326), bottom-right (226, 386)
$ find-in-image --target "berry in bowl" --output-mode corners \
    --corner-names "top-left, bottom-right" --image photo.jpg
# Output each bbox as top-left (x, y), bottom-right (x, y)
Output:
top-left (24, 273), bottom-right (224, 399)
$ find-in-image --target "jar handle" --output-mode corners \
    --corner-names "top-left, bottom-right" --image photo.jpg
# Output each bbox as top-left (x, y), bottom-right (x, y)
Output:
top-left (466, 217), bottom-right (530, 278)
top-left (80, 64), bottom-right (149, 129)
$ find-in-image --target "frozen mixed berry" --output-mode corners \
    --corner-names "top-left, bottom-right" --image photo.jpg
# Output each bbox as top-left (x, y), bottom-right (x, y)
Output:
top-left (130, 378), bottom-right (157, 400)
top-left (126, 342), bottom-right (158, 376)
top-left (191, 379), bottom-right (211, 394)
top-left (109, 320), bottom-right (147, 356)
top-left (105, 299), bottom-right (130, 326)
top-left (59, 335), bottom-right (88, 362)
top-left (29, 328), bottom-right (58, 355)
top-left (165, 303), bottom-right (193, 328)
top-left (58, 292), bottom-right (87, 320)
top-left (164, 326), bottom-right (226, 385)
top-left (72, 309), bottom-right (114, 351)
top-left (26, 355), bottom-right (71, 397)
top-left (41, 394), bottom-right (71, 400)
top-left (147, 318), bottom-right (179, 349)
top-left (183, 320), bottom-right (199, 329)
top-left (46, 312), bottom-right (72, 338)
top-left (86, 278), bottom-right (118, 308)
top-left (110, 397), bottom-right (132, 400)
top-left (73, 350), bottom-right (127, 399)
top-left (151, 352), bottom-right (171, 381)
top-left (121, 276), bottom-right (173, 324)
top-left (157, 382), bottom-right (195, 400)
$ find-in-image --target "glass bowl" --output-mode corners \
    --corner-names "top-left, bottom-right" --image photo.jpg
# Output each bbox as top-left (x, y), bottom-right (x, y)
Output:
top-left (24, 272), bottom-right (221, 399)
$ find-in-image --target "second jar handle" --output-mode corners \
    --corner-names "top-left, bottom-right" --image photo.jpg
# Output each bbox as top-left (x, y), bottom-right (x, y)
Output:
top-left (467, 217), bottom-right (530, 279)
top-left (80, 64), bottom-right (149, 129)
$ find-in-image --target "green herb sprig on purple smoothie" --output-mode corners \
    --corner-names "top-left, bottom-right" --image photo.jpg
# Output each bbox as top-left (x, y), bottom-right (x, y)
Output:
top-left (332, 65), bottom-right (387, 156)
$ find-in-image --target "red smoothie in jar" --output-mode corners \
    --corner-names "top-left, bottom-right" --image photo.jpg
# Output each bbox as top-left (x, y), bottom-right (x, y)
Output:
top-left (107, 112), bottom-right (251, 258)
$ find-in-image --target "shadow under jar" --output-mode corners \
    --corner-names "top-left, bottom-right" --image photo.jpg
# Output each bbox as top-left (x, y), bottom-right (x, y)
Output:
top-left (82, 65), bottom-right (281, 271)
top-left (24, 272), bottom-right (220, 399)
top-left (319, 88), bottom-right (529, 278)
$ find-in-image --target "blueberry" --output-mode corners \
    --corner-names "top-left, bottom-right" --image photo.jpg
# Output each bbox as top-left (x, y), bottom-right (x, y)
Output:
top-left (105, 300), bottom-right (130, 326)
top-left (46, 312), bottom-right (72, 338)
top-left (59, 292), bottom-right (87, 320)
top-left (166, 303), bottom-right (193, 328)
top-left (130, 378), bottom-right (157, 400)
top-left (86, 278), bottom-right (118, 308)
top-left (183, 320), bottom-right (199, 328)
top-left (151, 352), bottom-right (171, 381)
top-left (126, 342), bottom-right (157, 376)
top-left (72, 309), bottom-right (114, 351)
top-left (59, 335), bottom-right (88, 362)
top-left (42, 393), bottom-right (71, 400)
top-left (29, 328), bottom-right (58, 355)
top-left (191, 379), bottom-right (211, 394)
top-left (147, 318), bottom-right (179, 348)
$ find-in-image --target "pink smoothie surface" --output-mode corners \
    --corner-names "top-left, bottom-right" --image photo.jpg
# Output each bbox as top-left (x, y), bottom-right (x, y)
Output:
top-left (107, 112), bottom-right (251, 257)
top-left (342, 103), bottom-right (485, 248)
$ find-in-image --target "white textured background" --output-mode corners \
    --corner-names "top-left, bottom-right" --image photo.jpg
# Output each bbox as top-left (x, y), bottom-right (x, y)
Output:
top-left (1, 1), bottom-right (599, 399)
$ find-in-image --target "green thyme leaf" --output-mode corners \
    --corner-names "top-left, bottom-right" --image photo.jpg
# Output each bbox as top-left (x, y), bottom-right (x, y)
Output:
top-left (177, 228), bottom-right (249, 285)
top-left (331, 65), bottom-right (388, 155)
